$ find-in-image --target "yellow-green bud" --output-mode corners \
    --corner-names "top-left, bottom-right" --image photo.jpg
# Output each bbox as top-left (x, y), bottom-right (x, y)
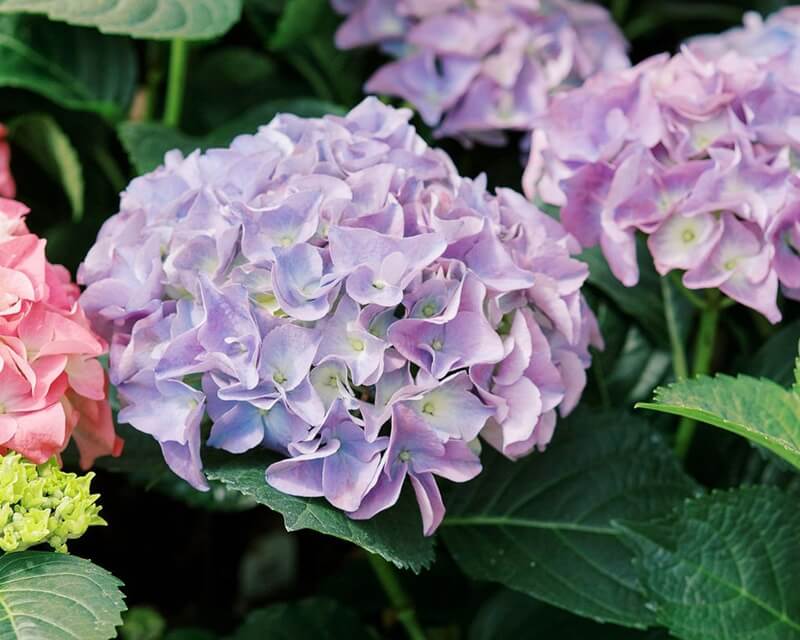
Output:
top-left (0, 453), bottom-right (106, 554)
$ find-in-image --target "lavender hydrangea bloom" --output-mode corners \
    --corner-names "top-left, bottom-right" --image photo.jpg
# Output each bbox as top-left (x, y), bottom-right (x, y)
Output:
top-left (525, 10), bottom-right (800, 323)
top-left (688, 8), bottom-right (800, 73)
top-left (332, 0), bottom-right (629, 144)
top-left (79, 98), bottom-right (600, 535)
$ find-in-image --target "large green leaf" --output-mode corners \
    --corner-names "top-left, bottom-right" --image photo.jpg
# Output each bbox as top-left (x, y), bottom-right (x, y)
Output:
top-left (0, 0), bottom-right (241, 40)
top-left (205, 451), bottom-right (435, 572)
top-left (8, 113), bottom-right (83, 220)
top-left (440, 411), bottom-right (699, 628)
top-left (0, 551), bottom-right (125, 640)
top-left (470, 590), bottom-right (667, 640)
top-left (618, 487), bottom-right (800, 640)
top-left (0, 15), bottom-right (136, 119)
top-left (638, 374), bottom-right (800, 471)
top-left (228, 598), bottom-right (372, 640)
top-left (118, 98), bottom-right (345, 174)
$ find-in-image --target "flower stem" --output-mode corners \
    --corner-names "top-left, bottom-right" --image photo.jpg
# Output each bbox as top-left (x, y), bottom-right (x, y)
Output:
top-left (661, 277), bottom-right (689, 381)
top-left (674, 295), bottom-right (720, 459)
top-left (366, 553), bottom-right (427, 640)
top-left (163, 39), bottom-right (189, 128)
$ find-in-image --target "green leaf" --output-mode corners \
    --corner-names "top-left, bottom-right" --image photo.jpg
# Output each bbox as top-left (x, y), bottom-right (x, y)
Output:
top-left (470, 590), bottom-right (667, 640)
top-left (228, 598), bottom-right (372, 640)
top-left (0, 0), bottom-right (241, 40)
top-left (637, 374), bottom-right (800, 471)
top-left (205, 451), bottom-right (435, 572)
top-left (116, 124), bottom-right (195, 175)
top-left (270, 0), bottom-right (329, 50)
top-left (8, 113), bottom-right (83, 220)
top-left (618, 487), bottom-right (800, 640)
top-left (794, 349), bottom-right (800, 391)
top-left (606, 325), bottom-right (670, 404)
top-left (0, 551), bottom-right (126, 640)
top-left (0, 15), bottom-right (136, 119)
top-left (120, 606), bottom-right (166, 640)
top-left (118, 98), bottom-right (345, 174)
top-left (440, 410), bottom-right (699, 628)
top-left (744, 319), bottom-right (800, 386)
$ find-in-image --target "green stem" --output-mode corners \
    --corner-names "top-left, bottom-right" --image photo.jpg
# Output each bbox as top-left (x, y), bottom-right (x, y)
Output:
top-left (366, 553), bottom-right (427, 640)
top-left (163, 40), bottom-right (189, 128)
top-left (671, 271), bottom-right (706, 309)
top-left (674, 297), bottom-right (720, 459)
top-left (661, 277), bottom-right (689, 381)
top-left (691, 303), bottom-right (720, 378)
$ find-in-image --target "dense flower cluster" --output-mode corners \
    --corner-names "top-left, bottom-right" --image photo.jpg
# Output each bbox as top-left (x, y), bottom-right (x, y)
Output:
top-left (0, 453), bottom-right (106, 553)
top-left (79, 98), bottom-right (599, 534)
top-left (0, 198), bottom-right (121, 467)
top-left (524, 10), bottom-right (800, 323)
top-left (688, 7), bottom-right (800, 68)
top-left (331, 0), bottom-right (629, 144)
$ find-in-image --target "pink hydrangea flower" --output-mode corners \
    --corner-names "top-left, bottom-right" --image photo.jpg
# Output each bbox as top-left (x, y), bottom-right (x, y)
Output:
top-left (525, 10), bottom-right (800, 323)
top-left (332, 0), bottom-right (629, 144)
top-left (0, 198), bottom-right (122, 467)
top-left (79, 99), bottom-right (600, 534)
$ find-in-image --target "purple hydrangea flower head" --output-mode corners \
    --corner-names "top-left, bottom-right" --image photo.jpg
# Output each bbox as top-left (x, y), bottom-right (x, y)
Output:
top-left (79, 98), bottom-right (600, 534)
top-left (688, 8), bottom-right (800, 76)
top-left (525, 10), bottom-right (800, 323)
top-left (332, 0), bottom-right (629, 144)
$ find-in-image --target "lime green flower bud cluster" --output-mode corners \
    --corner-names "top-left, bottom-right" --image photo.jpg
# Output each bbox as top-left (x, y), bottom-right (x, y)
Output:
top-left (0, 453), bottom-right (106, 554)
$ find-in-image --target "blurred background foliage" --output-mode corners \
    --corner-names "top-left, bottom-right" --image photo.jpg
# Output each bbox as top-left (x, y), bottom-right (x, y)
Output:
top-left (1, 0), bottom-right (796, 638)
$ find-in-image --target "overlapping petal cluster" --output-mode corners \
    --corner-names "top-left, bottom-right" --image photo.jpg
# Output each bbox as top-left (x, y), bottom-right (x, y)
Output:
top-left (689, 8), bottom-right (800, 69)
top-left (0, 452), bottom-right (106, 553)
top-left (78, 98), bottom-right (599, 534)
top-left (524, 10), bottom-right (800, 322)
top-left (332, 0), bottom-right (628, 144)
top-left (0, 198), bottom-right (121, 466)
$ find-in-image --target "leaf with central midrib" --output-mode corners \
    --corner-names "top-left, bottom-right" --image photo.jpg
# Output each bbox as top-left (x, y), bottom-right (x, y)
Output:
top-left (0, 551), bottom-right (126, 640)
top-left (617, 487), bottom-right (800, 640)
top-left (638, 374), bottom-right (800, 471)
top-left (0, 15), bottom-right (136, 120)
top-left (440, 410), bottom-right (699, 628)
top-left (205, 451), bottom-right (435, 573)
top-left (0, 0), bottom-right (241, 40)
